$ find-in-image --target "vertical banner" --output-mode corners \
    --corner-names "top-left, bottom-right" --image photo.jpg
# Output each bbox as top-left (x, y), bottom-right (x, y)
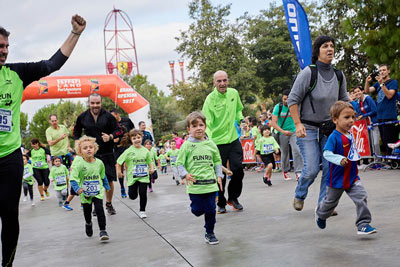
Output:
top-left (351, 120), bottom-right (371, 158)
top-left (282, 0), bottom-right (312, 69)
top-left (241, 139), bottom-right (256, 164)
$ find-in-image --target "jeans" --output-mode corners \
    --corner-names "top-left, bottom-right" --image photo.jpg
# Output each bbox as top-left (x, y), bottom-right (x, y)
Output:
top-left (189, 192), bottom-right (216, 234)
top-left (295, 128), bottom-right (329, 203)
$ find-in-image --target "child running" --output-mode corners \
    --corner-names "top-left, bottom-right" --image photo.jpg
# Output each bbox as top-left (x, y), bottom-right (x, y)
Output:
top-left (177, 111), bottom-right (223, 245)
top-left (144, 139), bottom-right (159, 192)
top-left (315, 101), bottom-right (377, 235)
top-left (117, 129), bottom-right (154, 219)
top-left (254, 125), bottom-right (280, 186)
top-left (167, 140), bottom-right (180, 185)
top-left (22, 155), bottom-right (35, 206)
top-left (158, 149), bottom-right (168, 174)
top-left (49, 157), bottom-right (69, 207)
top-left (70, 136), bottom-right (110, 241)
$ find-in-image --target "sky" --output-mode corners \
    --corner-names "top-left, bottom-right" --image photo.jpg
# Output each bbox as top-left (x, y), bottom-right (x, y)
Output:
top-left (2, 0), bottom-right (275, 120)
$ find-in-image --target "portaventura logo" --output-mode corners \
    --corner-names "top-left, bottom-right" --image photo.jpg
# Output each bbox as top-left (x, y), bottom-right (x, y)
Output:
top-left (285, 3), bottom-right (300, 53)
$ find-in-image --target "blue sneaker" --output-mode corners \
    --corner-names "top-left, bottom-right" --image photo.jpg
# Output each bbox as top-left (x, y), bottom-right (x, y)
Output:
top-left (121, 188), bottom-right (127, 198)
top-left (357, 224), bottom-right (377, 235)
top-left (63, 204), bottom-right (73, 211)
top-left (315, 208), bottom-right (326, 229)
top-left (205, 233), bottom-right (219, 245)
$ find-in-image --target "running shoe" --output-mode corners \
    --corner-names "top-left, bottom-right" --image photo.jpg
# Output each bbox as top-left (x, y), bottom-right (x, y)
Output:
top-left (121, 188), bottom-right (127, 198)
top-left (23, 196), bottom-right (27, 202)
top-left (45, 191), bottom-right (50, 197)
top-left (227, 199), bottom-right (243, 211)
top-left (106, 203), bottom-right (117, 215)
top-left (31, 201), bottom-right (35, 206)
top-left (315, 208), bottom-right (326, 229)
top-left (176, 180), bottom-right (180, 186)
top-left (99, 230), bottom-right (110, 241)
top-left (266, 179), bottom-right (272, 186)
top-left (63, 204), bottom-right (73, 211)
top-left (205, 233), bottom-right (219, 245)
top-left (272, 168), bottom-right (281, 173)
top-left (293, 198), bottom-right (304, 211)
top-left (40, 196), bottom-right (45, 201)
top-left (263, 176), bottom-right (269, 185)
top-left (357, 224), bottom-right (377, 235)
top-left (283, 172), bottom-right (292, 181)
top-left (149, 188), bottom-right (153, 193)
top-left (85, 223), bottom-right (93, 237)
top-left (217, 206), bottom-right (227, 214)
top-left (139, 211), bottom-right (147, 219)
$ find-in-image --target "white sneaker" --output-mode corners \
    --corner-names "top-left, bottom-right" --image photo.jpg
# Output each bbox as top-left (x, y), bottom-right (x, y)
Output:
top-left (31, 201), bottom-right (35, 206)
top-left (23, 196), bottom-right (27, 202)
top-left (139, 211), bottom-right (147, 219)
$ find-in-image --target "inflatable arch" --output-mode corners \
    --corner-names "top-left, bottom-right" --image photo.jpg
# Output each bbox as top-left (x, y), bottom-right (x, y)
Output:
top-left (22, 74), bottom-right (152, 133)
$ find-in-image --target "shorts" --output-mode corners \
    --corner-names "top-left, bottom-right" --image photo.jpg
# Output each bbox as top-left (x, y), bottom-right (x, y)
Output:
top-left (70, 186), bottom-right (78, 196)
top-left (97, 153), bottom-right (116, 182)
top-left (33, 168), bottom-right (50, 186)
top-left (260, 153), bottom-right (275, 169)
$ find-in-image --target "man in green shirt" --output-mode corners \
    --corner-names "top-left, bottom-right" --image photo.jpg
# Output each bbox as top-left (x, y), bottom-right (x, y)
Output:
top-left (270, 89), bottom-right (303, 181)
top-left (46, 114), bottom-right (73, 168)
top-left (202, 70), bottom-right (245, 214)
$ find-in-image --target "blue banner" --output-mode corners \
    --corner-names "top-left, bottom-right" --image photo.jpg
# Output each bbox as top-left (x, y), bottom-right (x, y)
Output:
top-left (282, 0), bottom-right (312, 69)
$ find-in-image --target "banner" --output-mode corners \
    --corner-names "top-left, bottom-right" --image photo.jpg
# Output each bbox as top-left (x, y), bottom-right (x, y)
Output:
top-left (241, 139), bottom-right (257, 164)
top-left (351, 120), bottom-right (371, 158)
top-left (282, 0), bottom-right (312, 69)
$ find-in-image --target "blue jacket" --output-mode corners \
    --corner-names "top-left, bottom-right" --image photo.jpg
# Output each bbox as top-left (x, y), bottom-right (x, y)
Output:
top-left (356, 95), bottom-right (378, 123)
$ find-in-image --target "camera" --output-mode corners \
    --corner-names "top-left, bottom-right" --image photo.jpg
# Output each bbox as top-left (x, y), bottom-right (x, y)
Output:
top-left (370, 69), bottom-right (379, 82)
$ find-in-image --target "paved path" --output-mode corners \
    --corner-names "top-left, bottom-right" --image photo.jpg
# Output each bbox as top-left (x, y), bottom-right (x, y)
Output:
top-left (12, 168), bottom-right (400, 267)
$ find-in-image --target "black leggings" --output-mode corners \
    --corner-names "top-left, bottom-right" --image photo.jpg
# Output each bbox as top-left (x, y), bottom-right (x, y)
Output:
top-left (22, 183), bottom-right (33, 200)
top-left (128, 182), bottom-right (147, 211)
top-left (82, 198), bottom-right (106, 231)
top-left (0, 149), bottom-right (23, 267)
top-left (32, 168), bottom-right (50, 187)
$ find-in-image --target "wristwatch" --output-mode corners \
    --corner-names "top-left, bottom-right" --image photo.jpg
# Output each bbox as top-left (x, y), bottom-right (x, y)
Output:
top-left (380, 83), bottom-right (385, 88)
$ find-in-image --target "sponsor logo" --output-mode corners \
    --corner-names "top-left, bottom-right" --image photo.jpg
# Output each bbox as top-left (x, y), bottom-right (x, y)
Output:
top-left (38, 80), bottom-right (48, 95)
top-left (89, 79), bottom-right (99, 92)
top-left (286, 3), bottom-right (301, 53)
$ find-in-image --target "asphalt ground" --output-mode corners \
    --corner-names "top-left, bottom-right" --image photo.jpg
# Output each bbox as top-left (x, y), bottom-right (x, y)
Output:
top-left (11, 167), bottom-right (400, 267)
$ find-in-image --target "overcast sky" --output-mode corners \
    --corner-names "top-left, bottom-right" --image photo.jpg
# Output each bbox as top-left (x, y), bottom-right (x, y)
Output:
top-left (3, 0), bottom-right (275, 120)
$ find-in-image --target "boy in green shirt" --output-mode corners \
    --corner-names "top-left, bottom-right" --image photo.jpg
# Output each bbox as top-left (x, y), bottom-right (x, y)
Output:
top-left (49, 157), bottom-right (70, 207)
top-left (177, 112), bottom-right (223, 245)
top-left (158, 149), bottom-right (168, 173)
top-left (22, 155), bottom-right (35, 206)
top-left (167, 140), bottom-right (180, 185)
top-left (254, 125), bottom-right (280, 186)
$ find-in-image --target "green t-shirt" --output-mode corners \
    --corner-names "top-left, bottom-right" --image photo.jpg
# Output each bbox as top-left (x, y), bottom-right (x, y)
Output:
top-left (202, 87), bottom-right (244, 145)
top-left (70, 158), bottom-right (106, 204)
top-left (0, 66), bottom-right (24, 158)
top-left (45, 125), bottom-right (69, 156)
top-left (49, 164), bottom-right (69, 191)
top-left (167, 149), bottom-right (180, 167)
top-left (29, 148), bottom-right (50, 169)
top-left (158, 154), bottom-right (168, 166)
top-left (149, 147), bottom-right (158, 163)
top-left (176, 139), bottom-right (221, 194)
top-left (272, 103), bottom-right (296, 134)
top-left (23, 163), bottom-right (34, 185)
top-left (256, 136), bottom-right (280, 155)
top-left (117, 146), bottom-right (152, 186)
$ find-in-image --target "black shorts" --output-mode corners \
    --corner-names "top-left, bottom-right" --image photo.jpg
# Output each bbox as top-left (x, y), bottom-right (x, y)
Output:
top-left (70, 186), bottom-right (78, 196)
top-left (260, 154), bottom-right (275, 169)
top-left (97, 154), bottom-right (116, 182)
top-left (33, 168), bottom-right (50, 186)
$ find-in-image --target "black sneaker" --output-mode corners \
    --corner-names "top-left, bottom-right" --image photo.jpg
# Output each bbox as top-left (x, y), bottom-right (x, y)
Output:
top-left (85, 223), bottom-right (93, 237)
top-left (205, 233), bottom-right (219, 245)
top-left (92, 210), bottom-right (97, 217)
top-left (263, 177), bottom-right (269, 184)
top-left (227, 199), bottom-right (243, 211)
top-left (99, 230), bottom-right (109, 241)
top-left (217, 206), bottom-right (226, 214)
top-left (106, 203), bottom-right (117, 215)
top-left (176, 180), bottom-right (180, 186)
top-left (267, 179), bottom-right (272, 186)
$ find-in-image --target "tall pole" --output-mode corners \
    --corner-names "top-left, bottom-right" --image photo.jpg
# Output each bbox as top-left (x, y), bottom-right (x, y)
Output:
top-left (169, 60), bottom-right (175, 86)
top-left (178, 59), bottom-right (185, 83)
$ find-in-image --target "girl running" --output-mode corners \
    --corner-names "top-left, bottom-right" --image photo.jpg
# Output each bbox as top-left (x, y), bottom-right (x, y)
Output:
top-left (22, 155), bottom-right (35, 206)
top-left (49, 157), bottom-right (69, 207)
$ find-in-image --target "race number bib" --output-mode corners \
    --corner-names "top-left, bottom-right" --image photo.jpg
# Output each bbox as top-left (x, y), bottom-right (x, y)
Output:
top-left (82, 180), bottom-right (101, 196)
top-left (170, 156), bottom-right (177, 163)
top-left (160, 158), bottom-right (167, 164)
top-left (132, 164), bottom-right (148, 177)
top-left (262, 144), bottom-right (274, 154)
top-left (55, 175), bottom-right (67, 186)
top-left (33, 161), bottom-right (44, 168)
top-left (0, 109), bottom-right (12, 132)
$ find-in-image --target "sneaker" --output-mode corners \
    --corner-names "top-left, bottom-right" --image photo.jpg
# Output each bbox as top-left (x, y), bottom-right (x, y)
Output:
top-left (283, 172), bottom-right (292, 181)
top-left (23, 196), bottom-right (27, 202)
top-left (293, 198), bottom-right (304, 211)
top-left (295, 173), bottom-right (301, 181)
top-left (99, 230), bottom-right (110, 241)
top-left (45, 191), bottom-right (50, 197)
top-left (227, 199), bottom-right (243, 211)
top-left (85, 223), bottom-right (93, 237)
top-left (40, 196), bottom-right (45, 201)
top-left (106, 203), bottom-right (117, 215)
top-left (315, 208), bottom-right (326, 229)
top-left (149, 188), bottom-right (153, 193)
top-left (331, 210), bottom-right (338, 216)
top-left (217, 206), bottom-right (227, 214)
top-left (58, 201), bottom-right (63, 207)
top-left (205, 233), bottom-right (219, 245)
top-left (266, 179), bottom-right (272, 186)
top-left (31, 201), bottom-right (35, 206)
top-left (139, 211), bottom-right (147, 219)
top-left (121, 188), bottom-right (127, 198)
top-left (272, 168), bottom-right (281, 173)
top-left (63, 204), bottom-right (73, 211)
top-left (263, 176), bottom-right (269, 185)
top-left (92, 210), bottom-right (97, 217)
top-left (176, 180), bottom-right (180, 186)
top-left (357, 224), bottom-right (377, 235)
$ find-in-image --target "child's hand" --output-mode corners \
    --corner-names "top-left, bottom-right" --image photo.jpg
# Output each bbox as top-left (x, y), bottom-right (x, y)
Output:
top-left (340, 158), bottom-right (348, 166)
top-left (117, 171), bottom-right (123, 178)
top-left (181, 179), bottom-right (185, 185)
top-left (274, 149), bottom-right (279, 154)
top-left (185, 173), bottom-right (196, 185)
top-left (77, 188), bottom-right (84, 195)
top-left (226, 169), bottom-right (233, 176)
top-left (217, 177), bottom-right (223, 191)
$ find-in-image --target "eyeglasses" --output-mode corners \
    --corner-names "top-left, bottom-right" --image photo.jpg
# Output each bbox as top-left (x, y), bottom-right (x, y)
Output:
top-left (216, 79), bottom-right (228, 83)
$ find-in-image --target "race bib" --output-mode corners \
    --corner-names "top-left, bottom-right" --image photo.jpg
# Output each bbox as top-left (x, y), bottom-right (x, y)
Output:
top-left (161, 159), bottom-right (167, 164)
top-left (82, 180), bottom-right (101, 196)
top-left (132, 164), bottom-right (148, 177)
top-left (55, 175), bottom-right (67, 186)
top-left (34, 161), bottom-right (44, 168)
top-left (0, 109), bottom-right (12, 132)
top-left (262, 144), bottom-right (274, 154)
top-left (171, 156), bottom-right (177, 163)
